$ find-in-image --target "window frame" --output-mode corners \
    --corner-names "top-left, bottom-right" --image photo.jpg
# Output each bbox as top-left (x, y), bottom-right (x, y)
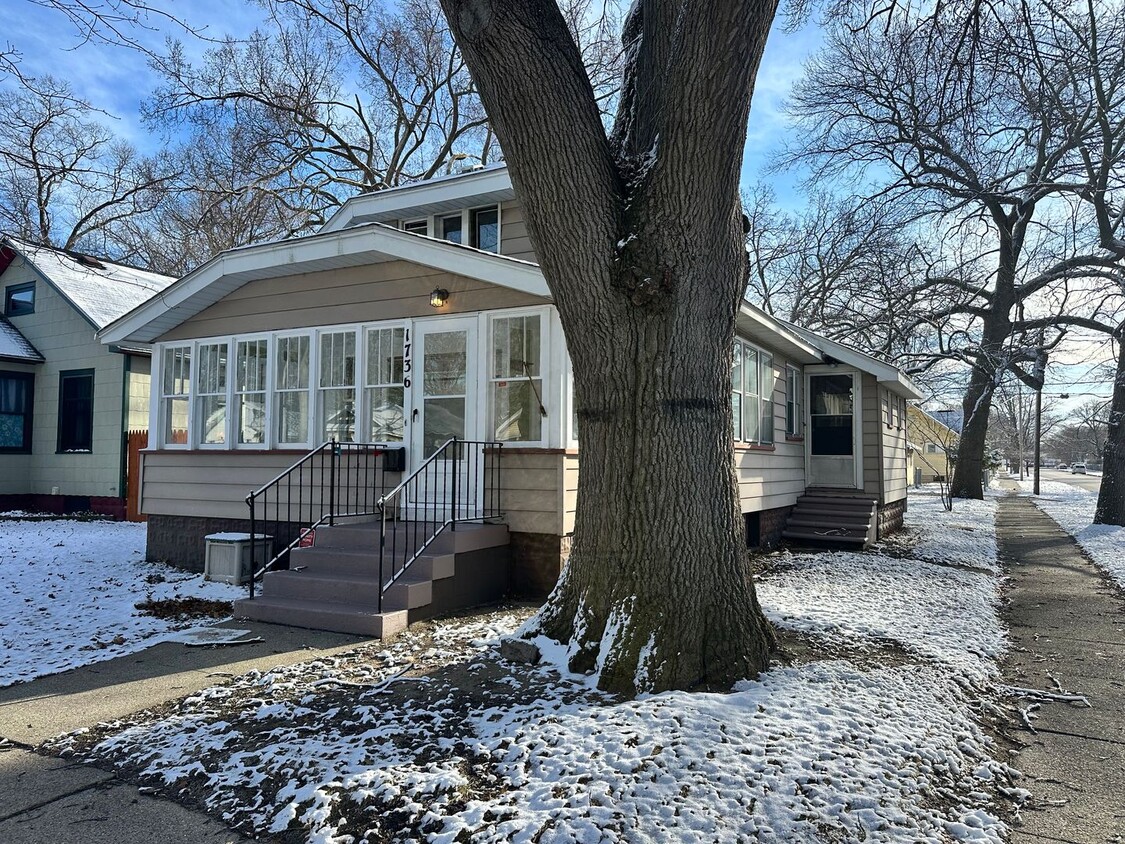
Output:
top-left (274, 331), bottom-right (314, 449)
top-left (56, 368), bottom-right (95, 453)
top-left (470, 205), bottom-right (500, 253)
top-left (3, 281), bottom-right (34, 317)
top-left (732, 339), bottom-right (776, 446)
top-left (786, 364), bottom-right (803, 437)
top-left (363, 323), bottom-right (407, 444)
top-left (233, 335), bottom-right (271, 449)
top-left (194, 340), bottom-right (230, 448)
top-left (402, 218), bottom-right (429, 236)
top-left (160, 345), bottom-right (192, 448)
top-left (0, 370), bottom-right (34, 453)
top-left (487, 311), bottom-right (546, 445)
top-left (317, 327), bottom-right (359, 444)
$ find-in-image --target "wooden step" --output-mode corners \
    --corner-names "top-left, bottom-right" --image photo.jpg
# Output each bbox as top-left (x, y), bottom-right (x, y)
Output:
top-left (234, 595), bottom-right (408, 637)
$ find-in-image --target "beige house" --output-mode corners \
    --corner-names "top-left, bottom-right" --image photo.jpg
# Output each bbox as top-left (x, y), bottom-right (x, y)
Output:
top-left (100, 165), bottom-right (922, 636)
top-left (0, 237), bottom-right (174, 517)
top-left (907, 405), bottom-right (960, 484)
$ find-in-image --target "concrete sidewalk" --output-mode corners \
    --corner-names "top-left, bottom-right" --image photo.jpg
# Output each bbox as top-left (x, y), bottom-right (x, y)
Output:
top-left (0, 619), bottom-right (372, 842)
top-left (997, 494), bottom-right (1125, 842)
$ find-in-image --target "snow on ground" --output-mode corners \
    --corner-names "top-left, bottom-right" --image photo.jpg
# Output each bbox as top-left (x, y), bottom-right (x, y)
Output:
top-left (895, 488), bottom-right (1001, 573)
top-left (0, 519), bottom-right (245, 686)
top-left (47, 491), bottom-right (1019, 844)
top-left (1015, 479), bottom-right (1125, 591)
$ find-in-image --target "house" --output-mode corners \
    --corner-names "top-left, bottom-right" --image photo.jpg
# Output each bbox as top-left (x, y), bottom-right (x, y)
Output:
top-left (0, 237), bottom-right (175, 517)
top-left (98, 164), bottom-right (922, 635)
top-left (907, 405), bottom-right (960, 484)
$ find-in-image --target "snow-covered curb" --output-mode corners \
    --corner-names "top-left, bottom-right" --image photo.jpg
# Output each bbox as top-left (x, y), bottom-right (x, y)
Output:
top-left (1015, 480), bottom-right (1125, 591)
top-left (0, 520), bottom-right (245, 686)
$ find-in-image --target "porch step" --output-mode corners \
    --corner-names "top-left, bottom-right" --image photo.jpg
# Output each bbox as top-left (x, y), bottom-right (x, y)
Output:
top-left (234, 595), bottom-right (408, 637)
top-left (235, 519), bottom-right (509, 638)
top-left (782, 492), bottom-right (879, 549)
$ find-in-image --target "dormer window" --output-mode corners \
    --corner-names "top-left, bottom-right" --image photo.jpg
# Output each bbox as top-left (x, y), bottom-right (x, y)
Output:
top-left (441, 214), bottom-right (463, 244)
top-left (472, 207), bottom-right (499, 253)
top-left (403, 219), bottom-right (428, 236)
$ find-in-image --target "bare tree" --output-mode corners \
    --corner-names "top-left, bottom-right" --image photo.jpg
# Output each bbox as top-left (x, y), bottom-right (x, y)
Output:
top-left (0, 74), bottom-right (178, 260)
top-left (785, 4), bottom-right (1122, 500)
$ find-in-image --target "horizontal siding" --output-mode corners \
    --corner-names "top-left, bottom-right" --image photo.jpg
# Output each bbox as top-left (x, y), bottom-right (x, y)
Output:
top-left (882, 389), bottom-right (908, 503)
top-left (159, 262), bottom-right (546, 341)
top-left (500, 202), bottom-right (539, 262)
top-left (862, 374), bottom-right (880, 495)
top-left (497, 450), bottom-right (567, 536)
top-left (562, 453), bottom-right (579, 534)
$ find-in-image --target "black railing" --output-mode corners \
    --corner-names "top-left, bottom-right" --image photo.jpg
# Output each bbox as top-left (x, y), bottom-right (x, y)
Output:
top-left (246, 440), bottom-right (402, 598)
top-left (376, 438), bottom-right (502, 611)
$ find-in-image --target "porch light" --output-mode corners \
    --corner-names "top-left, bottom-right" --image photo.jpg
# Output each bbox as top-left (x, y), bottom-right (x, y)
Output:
top-left (430, 287), bottom-right (449, 308)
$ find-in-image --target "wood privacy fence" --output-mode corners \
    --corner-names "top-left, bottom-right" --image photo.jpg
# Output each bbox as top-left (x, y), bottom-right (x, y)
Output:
top-left (125, 429), bottom-right (148, 522)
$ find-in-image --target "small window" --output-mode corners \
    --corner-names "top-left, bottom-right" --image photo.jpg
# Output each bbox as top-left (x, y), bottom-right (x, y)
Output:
top-left (196, 342), bottom-right (229, 445)
top-left (0, 371), bottom-right (33, 452)
top-left (319, 330), bottom-right (356, 442)
top-left (441, 214), bottom-right (463, 245)
top-left (365, 326), bottom-right (405, 442)
top-left (786, 365), bottom-right (802, 436)
top-left (161, 346), bottom-right (191, 445)
top-left (235, 339), bottom-right (268, 445)
top-left (4, 282), bottom-right (34, 316)
top-left (403, 219), bottom-right (428, 236)
top-left (275, 334), bottom-right (311, 445)
top-left (57, 370), bottom-right (94, 452)
top-left (490, 314), bottom-right (543, 442)
top-left (471, 206), bottom-right (499, 252)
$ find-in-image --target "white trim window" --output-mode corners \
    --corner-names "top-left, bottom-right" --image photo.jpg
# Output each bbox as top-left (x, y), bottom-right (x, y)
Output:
top-left (402, 219), bottom-right (428, 236)
top-left (235, 339), bottom-right (268, 446)
top-left (319, 329), bottom-right (357, 443)
top-left (490, 313), bottom-right (543, 443)
top-left (196, 342), bottom-right (229, 446)
top-left (365, 326), bottom-right (405, 442)
top-left (161, 345), bottom-right (191, 447)
top-left (275, 334), bottom-right (311, 446)
top-left (786, 365), bottom-right (802, 436)
top-left (471, 206), bottom-right (499, 252)
top-left (440, 213), bottom-right (463, 244)
top-left (732, 340), bottom-right (775, 445)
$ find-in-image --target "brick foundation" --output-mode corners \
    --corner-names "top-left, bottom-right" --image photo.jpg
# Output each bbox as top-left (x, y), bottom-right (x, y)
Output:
top-left (508, 532), bottom-right (571, 600)
top-left (878, 498), bottom-right (907, 537)
top-left (146, 514), bottom-right (252, 572)
top-left (758, 505), bottom-right (794, 550)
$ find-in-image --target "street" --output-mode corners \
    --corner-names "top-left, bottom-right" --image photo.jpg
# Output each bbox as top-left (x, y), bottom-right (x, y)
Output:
top-left (1039, 468), bottom-right (1103, 493)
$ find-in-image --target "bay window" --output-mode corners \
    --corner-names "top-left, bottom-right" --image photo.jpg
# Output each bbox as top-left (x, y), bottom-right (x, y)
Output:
top-left (275, 334), bottom-right (310, 445)
top-left (490, 313), bottom-right (543, 443)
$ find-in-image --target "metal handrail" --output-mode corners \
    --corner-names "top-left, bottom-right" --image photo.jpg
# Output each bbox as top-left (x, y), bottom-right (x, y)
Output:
top-left (245, 439), bottom-right (401, 598)
top-left (376, 437), bottom-right (503, 611)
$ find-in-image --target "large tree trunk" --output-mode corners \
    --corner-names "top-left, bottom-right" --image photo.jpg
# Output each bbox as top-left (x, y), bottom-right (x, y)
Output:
top-left (440, 0), bottom-right (778, 693)
top-left (1095, 337), bottom-right (1125, 526)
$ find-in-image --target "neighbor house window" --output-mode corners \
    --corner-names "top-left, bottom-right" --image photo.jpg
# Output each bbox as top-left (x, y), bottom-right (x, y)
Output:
top-left (161, 346), bottom-right (190, 445)
top-left (57, 370), bottom-right (94, 452)
top-left (4, 282), bottom-right (34, 316)
top-left (786, 365), bottom-right (802, 436)
top-left (490, 314), bottom-right (543, 442)
top-left (0, 371), bottom-right (33, 452)
top-left (196, 342), bottom-right (228, 445)
top-left (471, 206), bottom-right (499, 252)
top-left (235, 339), bottom-right (268, 445)
top-left (275, 334), bottom-right (311, 445)
top-left (319, 330), bottom-right (356, 442)
top-left (365, 326), bottom-right (405, 442)
top-left (403, 219), bottom-right (428, 236)
top-left (440, 214), bottom-right (463, 244)
top-left (732, 341), bottom-right (775, 445)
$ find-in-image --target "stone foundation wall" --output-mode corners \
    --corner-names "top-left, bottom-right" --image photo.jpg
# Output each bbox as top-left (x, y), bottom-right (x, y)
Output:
top-left (146, 514), bottom-right (252, 571)
top-left (508, 531), bottom-right (571, 600)
top-left (878, 498), bottom-right (907, 537)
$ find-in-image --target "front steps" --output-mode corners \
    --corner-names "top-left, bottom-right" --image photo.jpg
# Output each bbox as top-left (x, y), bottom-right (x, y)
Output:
top-left (782, 491), bottom-right (878, 548)
top-left (234, 521), bottom-right (510, 637)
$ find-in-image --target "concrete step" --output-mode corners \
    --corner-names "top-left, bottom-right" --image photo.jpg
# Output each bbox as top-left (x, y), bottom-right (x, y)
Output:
top-left (263, 570), bottom-right (381, 605)
top-left (795, 496), bottom-right (877, 510)
top-left (234, 595), bottom-right (408, 637)
top-left (287, 546), bottom-right (454, 581)
top-left (790, 508), bottom-right (873, 523)
top-left (312, 521), bottom-right (509, 556)
top-left (786, 516), bottom-right (872, 531)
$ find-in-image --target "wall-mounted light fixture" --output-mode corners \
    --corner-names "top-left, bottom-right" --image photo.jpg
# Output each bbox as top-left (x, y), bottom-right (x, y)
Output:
top-left (430, 287), bottom-right (450, 308)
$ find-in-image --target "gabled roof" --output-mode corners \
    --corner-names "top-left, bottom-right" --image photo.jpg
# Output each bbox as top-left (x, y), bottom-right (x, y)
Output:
top-left (782, 322), bottom-right (925, 400)
top-left (737, 302), bottom-right (822, 364)
top-left (99, 221), bottom-right (550, 345)
top-left (1, 237), bottom-right (175, 330)
top-left (0, 316), bottom-right (43, 363)
top-left (320, 164), bottom-right (514, 233)
top-left (920, 407), bottom-right (963, 435)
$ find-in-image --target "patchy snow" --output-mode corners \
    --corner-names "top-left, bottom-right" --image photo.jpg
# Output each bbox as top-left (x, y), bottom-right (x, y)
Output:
top-left (45, 500), bottom-right (1021, 843)
top-left (899, 487), bottom-right (1001, 572)
top-left (0, 316), bottom-right (43, 361)
top-left (0, 519), bottom-right (245, 686)
top-left (1016, 479), bottom-right (1125, 592)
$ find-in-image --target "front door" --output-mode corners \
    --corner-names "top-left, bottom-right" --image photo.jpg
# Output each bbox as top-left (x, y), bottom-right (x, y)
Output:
top-left (807, 372), bottom-right (860, 488)
top-left (409, 318), bottom-right (482, 519)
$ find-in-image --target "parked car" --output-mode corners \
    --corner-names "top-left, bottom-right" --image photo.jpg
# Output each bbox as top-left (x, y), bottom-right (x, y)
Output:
top-left (1071, 463), bottom-right (1087, 474)
top-left (1057, 463), bottom-right (1069, 470)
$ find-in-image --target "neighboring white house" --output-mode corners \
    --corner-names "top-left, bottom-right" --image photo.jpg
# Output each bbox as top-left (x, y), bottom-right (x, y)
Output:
top-left (98, 165), bottom-right (922, 632)
top-left (0, 237), bottom-right (175, 517)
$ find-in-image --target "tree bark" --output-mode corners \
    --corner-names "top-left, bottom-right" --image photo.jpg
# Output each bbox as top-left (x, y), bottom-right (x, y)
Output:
top-left (1095, 336), bottom-right (1125, 526)
top-left (439, 0), bottom-right (778, 693)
